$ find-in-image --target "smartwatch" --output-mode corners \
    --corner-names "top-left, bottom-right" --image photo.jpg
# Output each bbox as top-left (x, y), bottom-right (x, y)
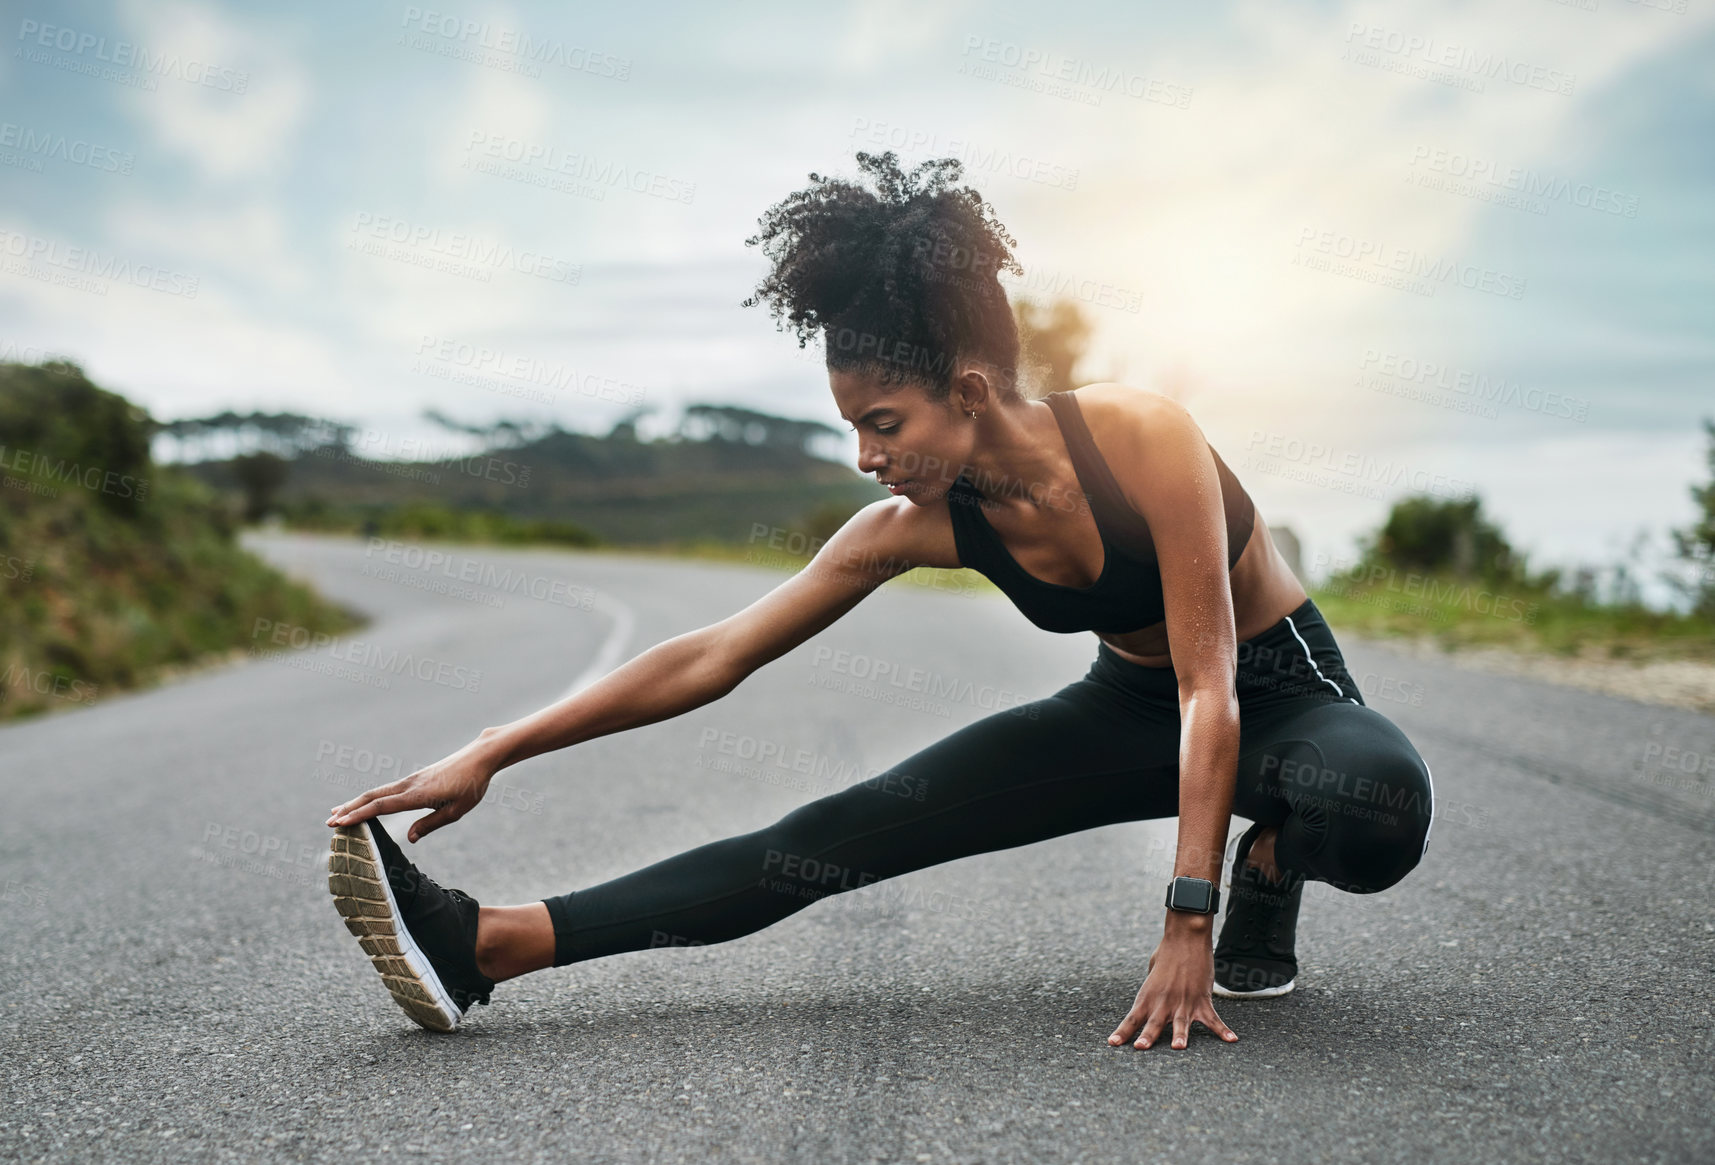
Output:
top-left (1164, 875), bottom-right (1220, 915)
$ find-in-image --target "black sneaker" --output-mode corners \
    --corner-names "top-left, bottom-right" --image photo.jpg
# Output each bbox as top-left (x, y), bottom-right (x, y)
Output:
top-left (1212, 820), bottom-right (1303, 999)
top-left (328, 819), bottom-right (495, 1031)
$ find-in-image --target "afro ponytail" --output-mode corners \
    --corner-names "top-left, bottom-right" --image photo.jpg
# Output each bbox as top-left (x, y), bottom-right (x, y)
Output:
top-left (743, 151), bottom-right (1024, 400)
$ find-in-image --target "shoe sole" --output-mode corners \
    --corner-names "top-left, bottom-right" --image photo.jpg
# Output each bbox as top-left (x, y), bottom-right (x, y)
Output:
top-left (1212, 978), bottom-right (1296, 1000)
top-left (328, 823), bottom-right (465, 1032)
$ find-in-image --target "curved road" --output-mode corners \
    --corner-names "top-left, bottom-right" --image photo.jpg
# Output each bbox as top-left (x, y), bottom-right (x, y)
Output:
top-left (2, 532), bottom-right (1712, 1163)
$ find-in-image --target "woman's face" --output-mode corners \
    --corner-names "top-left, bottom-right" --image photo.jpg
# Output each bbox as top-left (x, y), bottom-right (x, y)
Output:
top-left (828, 367), bottom-right (978, 504)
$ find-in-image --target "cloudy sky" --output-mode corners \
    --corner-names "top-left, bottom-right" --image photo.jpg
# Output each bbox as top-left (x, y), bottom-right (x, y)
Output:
top-left (3, 0), bottom-right (1711, 592)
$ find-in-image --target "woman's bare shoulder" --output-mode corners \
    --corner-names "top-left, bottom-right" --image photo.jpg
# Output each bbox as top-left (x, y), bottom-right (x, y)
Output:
top-left (828, 493), bottom-right (964, 575)
top-left (1065, 382), bottom-right (1203, 459)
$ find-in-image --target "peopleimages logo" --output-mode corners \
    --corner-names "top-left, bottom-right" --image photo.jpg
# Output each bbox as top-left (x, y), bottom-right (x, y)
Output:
top-left (251, 618), bottom-right (483, 692)
top-left (1342, 23), bottom-right (1575, 95)
top-left (957, 35), bottom-right (1193, 109)
top-left (462, 132), bottom-right (696, 204)
top-left (1244, 430), bottom-right (1477, 501)
top-left (696, 727), bottom-right (931, 801)
top-left (1, 663), bottom-right (98, 705)
top-left (1005, 265), bottom-right (1143, 314)
top-left (1406, 146), bottom-right (1638, 219)
top-left (398, 7), bottom-right (631, 80)
top-left (362, 538), bottom-right (600, 610)
top-left (808, 646), bottom-right (1037, 718)
top-left (347, 212), bottom-right (582, 285)
top-left (849, 118), bottom-right (1080, 192)
top-left (413, 335), bottom-right (646, 406)
top-left (0, 122), bottom-right (134, 173)
top-left (15, 19), bottom-right (250, 92)
top-left (1293, 226), bottom-right (1526, 301)
top-left (0, 442), bottom-right (149, 500)
top-left (0, 229), bottom-right (199, 298)
top-left (1359, 349), bottom-right (1589, 423)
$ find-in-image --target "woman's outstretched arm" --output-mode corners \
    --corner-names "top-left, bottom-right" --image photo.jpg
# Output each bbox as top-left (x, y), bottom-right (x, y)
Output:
top-left (1087, 387), bottom-right (1243, 1052)
top-left (327, 497), bottom-right (955, 840)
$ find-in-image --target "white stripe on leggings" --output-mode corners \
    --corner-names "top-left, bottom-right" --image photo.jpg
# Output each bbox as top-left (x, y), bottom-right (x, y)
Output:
top-left (1420, 758), bottom-right (1436, 858)
top-left (1284, 614), bottom-right (1359, 704)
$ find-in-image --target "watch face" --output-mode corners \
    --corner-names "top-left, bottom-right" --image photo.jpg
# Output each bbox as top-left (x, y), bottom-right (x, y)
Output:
top-left (1172, 878), bottom-right (1212, 912)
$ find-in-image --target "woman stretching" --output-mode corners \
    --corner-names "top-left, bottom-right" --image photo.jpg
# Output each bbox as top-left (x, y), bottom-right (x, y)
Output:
top-left (326, 152), bottom-right (1434, 1050)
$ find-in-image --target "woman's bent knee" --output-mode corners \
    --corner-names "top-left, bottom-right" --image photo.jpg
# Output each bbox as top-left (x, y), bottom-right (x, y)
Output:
top-left (1325, 750), bottom-right (1434, 893)
top-left (1269, 720), bottom-right (1434, 893)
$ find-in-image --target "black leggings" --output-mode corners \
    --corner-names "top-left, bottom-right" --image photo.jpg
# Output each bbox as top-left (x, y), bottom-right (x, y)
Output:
top-left (542, 599), bottom-right (1434, 966)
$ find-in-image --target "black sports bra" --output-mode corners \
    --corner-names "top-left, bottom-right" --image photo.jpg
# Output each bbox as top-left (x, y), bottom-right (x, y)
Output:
top-left (944, 390), bottom-right (1255, 634)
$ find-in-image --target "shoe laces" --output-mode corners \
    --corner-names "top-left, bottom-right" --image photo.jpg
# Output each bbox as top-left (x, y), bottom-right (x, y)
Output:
top-left (390, 857), bottom-right (475, 908)
top-left (1229, 862), bottom-right (1297, 950)
top-left (392, 861), bottom-right (492, 1000)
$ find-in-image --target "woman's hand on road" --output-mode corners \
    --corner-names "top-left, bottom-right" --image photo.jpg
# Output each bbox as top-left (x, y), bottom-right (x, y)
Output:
top-left (1107, 922), bottom-right (1238, 1050)
top-left (326, 730), bottom-right (503, 842)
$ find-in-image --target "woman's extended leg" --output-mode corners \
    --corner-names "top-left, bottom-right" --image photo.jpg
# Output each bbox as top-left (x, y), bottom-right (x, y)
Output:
top-left (535, 675), bottom-right (1184, 970)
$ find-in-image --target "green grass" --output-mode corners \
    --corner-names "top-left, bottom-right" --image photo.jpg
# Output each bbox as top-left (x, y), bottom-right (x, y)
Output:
top-left (272, 495), bottom-right (1003, 601)
top-left (270, 509), bottom-right (1713, 660)
top-left (280, 500), bottom-right (602, 548)
top-left (0, 465), bottom-right (363, 722)
top-left (624, 537), bottom-right (1004, 599)
top-left (1310, 572), bottom-right (1715, 663)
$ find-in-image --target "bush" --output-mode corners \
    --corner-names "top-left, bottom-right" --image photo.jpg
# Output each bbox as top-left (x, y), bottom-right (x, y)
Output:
top-left (1672, 418), bottom-right (1715, 618)
top-left (0, 361), bottom-right (358, 721)
top-left (0, 361), bottom-right (155, 518)
top-left (1360, 494), bottom-right (1522, 583)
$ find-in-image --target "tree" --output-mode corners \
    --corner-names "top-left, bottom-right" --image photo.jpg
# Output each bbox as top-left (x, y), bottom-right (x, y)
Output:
top-left (153, 411), bottom-right (355, 462)
top-left (421, 409), bottom-right (560, 449)
top-left (1671, 417), bottom-right (1715, 617)
top-left (231, 452), bottom-right (290, 522)
top-left (677, 404), bottom-right (841, 454)
top-left (1012, 298), bottom-right (1093, 397)
top-left (1359, 494), bottom-right (1522, 583)
top-left (606, 407), bottom-right (655, 442)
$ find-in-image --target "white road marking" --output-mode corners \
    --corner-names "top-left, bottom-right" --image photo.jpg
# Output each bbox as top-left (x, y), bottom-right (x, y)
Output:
top-left (561, 593), bottom-right (637, 701)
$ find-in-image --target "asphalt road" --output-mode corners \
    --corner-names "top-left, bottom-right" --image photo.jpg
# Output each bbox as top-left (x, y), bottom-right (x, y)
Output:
top-left (3, 532), bottom-right (1712, 1164)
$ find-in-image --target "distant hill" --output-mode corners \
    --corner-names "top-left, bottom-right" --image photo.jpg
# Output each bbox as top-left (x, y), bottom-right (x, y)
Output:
top-left (160, 290), bottom-right (1116, 548)
top-left (176, 405), bottom-right (888, 545)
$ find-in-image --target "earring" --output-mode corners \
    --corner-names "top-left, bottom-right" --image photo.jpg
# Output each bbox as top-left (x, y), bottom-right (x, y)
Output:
top-left (967, 410), bottom-right (978, 418)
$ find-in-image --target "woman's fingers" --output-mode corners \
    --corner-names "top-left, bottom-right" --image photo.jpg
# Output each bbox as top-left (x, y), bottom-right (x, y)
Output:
top-left (1109, 1006), bottom-right (1143, 1047)
top-left (333, 792), bottom-right (420, 825)
top-left (1110, 999), bottom-right (1237, 1050)
top-left (1135, 1009), bottom-right (1167, 1050)
top-left (328, 778), bottom-right (410, 824)
top-left (329, 785), bottom-right (384, 819)
top-left (324, 739), bottom-right (494, 839)
top-left (407, 803), bottom-right (461, 843)
top-left (1198, 1001), bottom-right (1239, 1043)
